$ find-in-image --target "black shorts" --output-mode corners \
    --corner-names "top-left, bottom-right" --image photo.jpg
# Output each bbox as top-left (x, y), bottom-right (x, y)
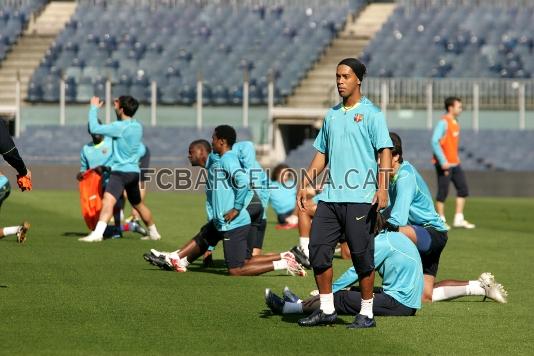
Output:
top-left (246, 194), bottom-right (265, 251)
top-left (105, 171), bottom-right (142, 206)
top-left (139, 147), bottom-right (151, 183)
top-left (193, 221), bottom-right (250, 269)
top-left (435, 163), bottom-right (469, 202)
top-left (0, 179), bottom-right (10, 208)
top-left (334, 290), bottom-right (416, 316)
top-left (277, 210), bottom-right (293, 224)
top-left (420, 227), bottom-right (448, 277)
top-left (309, 202), bottom-right (376, 275)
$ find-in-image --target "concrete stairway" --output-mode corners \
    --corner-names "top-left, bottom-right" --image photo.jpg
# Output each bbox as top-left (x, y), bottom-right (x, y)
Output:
top-left (0, 2), bottom-right (76, 105)
top-left (286, 3), bottom-right (396, 108)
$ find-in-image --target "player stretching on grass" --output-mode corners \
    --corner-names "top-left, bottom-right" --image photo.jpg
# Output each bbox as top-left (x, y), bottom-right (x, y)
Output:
top-left (145, 131), bottom-right (306, 276)
top-left (79, 96), bottom-right (161, 242)
top-left (384, 132), bottom-right (506, 303)
top-left (0, 119), bottom-right (31, 242)
top-left (296, 58), bottom-right (392, 328)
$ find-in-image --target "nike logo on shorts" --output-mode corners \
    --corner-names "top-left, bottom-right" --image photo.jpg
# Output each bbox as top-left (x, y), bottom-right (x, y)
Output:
top-left (355, 215), bottom-right (366, 221)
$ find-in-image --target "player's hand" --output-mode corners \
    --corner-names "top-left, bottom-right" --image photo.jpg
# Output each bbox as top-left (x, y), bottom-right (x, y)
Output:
top-left (441, 162), bottom-right (450, 176)
top-left (371, 189), bottom-right (388, 211)
top-left (90, 96), bottom-right (103, 108)
top-left (94, 165), bottom-right (110, 175)
top-left (224, 208), bottom-right (239, 223)
top-left (17, 170), bottom-right (32, 192)
top-left (76, 172), bottom-right (84, 181)
top-left (297, 188), bottom-right (308, 212)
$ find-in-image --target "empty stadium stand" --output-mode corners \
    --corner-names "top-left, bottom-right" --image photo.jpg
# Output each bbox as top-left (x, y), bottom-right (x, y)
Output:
top-left (362, 1), bottom-right (534, 78)
top-left (27, 0), bottom-right (358, 105)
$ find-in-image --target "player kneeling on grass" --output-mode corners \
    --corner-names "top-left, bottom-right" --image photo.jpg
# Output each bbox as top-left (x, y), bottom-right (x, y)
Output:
top-left (79, 96), bottom-right (161, 242)
top-left (145, 127), bottom-right (306, 276)
top-left (77, 123), bottom-right (147, 239)
top-left (0, 119), bottom-right (31, 243)
top-left (265, 215), bottom-right (424, 325)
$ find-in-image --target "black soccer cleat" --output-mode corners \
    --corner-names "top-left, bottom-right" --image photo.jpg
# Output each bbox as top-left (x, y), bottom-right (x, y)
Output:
top-left (346, 314), bottom-right (376, 329)
top-left (283, 286), bottom-right (301, 303)
top-left (144, 253), bottom-right (173, 271)
top-left (265, 288), bottom-right (285, 314)
top-left (290, 246), bottom-right (311, 269)
top-left (298, 309), bottom-right (337, 327)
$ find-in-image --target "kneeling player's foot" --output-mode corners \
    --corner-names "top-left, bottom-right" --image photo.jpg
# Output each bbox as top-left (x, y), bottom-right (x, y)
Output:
top-left (453, 219), bottom-right (475, 229)
top-left (280, 251), bottom-right (296, 263)
top-left (346, 314), bottom-right (376, 329)
top-left (286, 260), bottom-right (307, 277)
top-left (16, 221), bottom-right (30, 243)
top-left (265, 288), bottom-right (285, 314)
top-left (283, 286), bottom-right (301, 303)
top-left (275, 223), bottom-right (298, 230)
top-left (298, 309), bottom-right (337, 327)
top-left (169, 257), bottom-right (187, 272)
top-left (141, 233), bottom-right (161, 241)
top-left (290, 246), bottom-right (311, 269)
top-left (130, 221), bottom-right (148, 236)
top-left (78, 233), bottom-right (103, 242)
top-left (484, 282), bottom-right (508, 304)
top-left (148, 255), bottom-right (174, 271)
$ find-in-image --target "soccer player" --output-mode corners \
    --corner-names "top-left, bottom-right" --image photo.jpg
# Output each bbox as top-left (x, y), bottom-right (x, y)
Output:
top-left (0, 119), bottom-right (31, 242)
top-left (146, 130), bottom-right (305, 276)
top-left (232, 141), bottom-right (269, 256)
top-left (269, 164), bottom-right (298, 229)
top-left (124, 142), bottom-right (150, 225)
top-left (432, 96), bottom-right (475, 229)
top-left (265, 228), bottom-right (424, 321)
top-left (296, 58), bottom-right (392, 328)
top-left (77, 124), bottom-right (146, 238)
top-left (79, 96), bottom-right (161, 242)
top-left (384, 132), bottom-right (506, 303)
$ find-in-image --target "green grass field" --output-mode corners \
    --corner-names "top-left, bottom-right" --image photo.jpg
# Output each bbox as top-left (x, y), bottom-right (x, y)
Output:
top-left (1, 191), bottom-right (533, 355)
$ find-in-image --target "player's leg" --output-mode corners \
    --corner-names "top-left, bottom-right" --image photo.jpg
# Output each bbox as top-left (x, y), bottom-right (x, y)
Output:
top-left (0, 179), bottom-right (28, 243)
top-left (432, 272), bottom-right (507, 303)
top-left (125, 173), bottom-right (161, 240)
top-left (419, 227), bottom-right (448, 301)
top-left (252, 218), bottom-right (267, 256)
top-left (344, 203), bottom-right (377, 327)
top-left (451, 165), bottom-right (475, 228)
top-left (435, 163), bottom-right (451, 224)
top-left (298, 202), bottom-right (341, 326)
top-left (335, 291), bottom-right (416, 320)
top-left (246, 195), bottom-right (263, 256)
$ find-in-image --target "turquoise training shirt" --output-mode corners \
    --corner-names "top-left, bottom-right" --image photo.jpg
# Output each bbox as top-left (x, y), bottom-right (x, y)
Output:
top-left (313, 97), bottom-right (393, 204)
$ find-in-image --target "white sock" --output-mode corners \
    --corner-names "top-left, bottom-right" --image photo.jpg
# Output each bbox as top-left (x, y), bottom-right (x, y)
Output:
top-left (299, 237), bottom-right (309, 256)
top-left (179, 256), bottom-right (190, 268)
top-left (286, 215), bottom-right (298, 225)
top-left (319, 293), bottom-right (335, 314)
top-left (282, 302), bottom-right (303, 314)
top-left (360, 297), bottom-right (374, 318)
top-left (432, 285), bottom-right (469, 301)
top-left (2, 226), bottom-right (19, 236)
top-left (148, 224), bottom-right (160, 237)
top-left (466, 280), bottom-right (485, 296)
top-left (93, 221), bottom-right (107, 237)
top-left (273, 259), bottom-right (288, 270)
top-left (454, 213), bottom-right (464, 223)
top-left (439, 215), bottom-right (446, 223)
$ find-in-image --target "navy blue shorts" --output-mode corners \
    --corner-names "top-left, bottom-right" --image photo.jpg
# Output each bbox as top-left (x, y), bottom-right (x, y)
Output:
top-left (309, 202), bottom-right (376, 276)
top-left (106, 171), bottom-right (142, 206)
top-left (415, 226), bottom-right (448, 277)
top-left (435, 164), bottom-right (469, 202)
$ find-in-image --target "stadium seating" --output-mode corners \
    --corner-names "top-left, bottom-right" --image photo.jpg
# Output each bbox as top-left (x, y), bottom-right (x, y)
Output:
top-left (27, 0), bottom-right (364, 104)
top-left (362, 2), bottom-right (534, 78)
top-left (15, 125), bottom-right (253, 166)
top-left (0, 0), bottom-right (46, 61)
top-left (285, 130), bottom-right (534, 171)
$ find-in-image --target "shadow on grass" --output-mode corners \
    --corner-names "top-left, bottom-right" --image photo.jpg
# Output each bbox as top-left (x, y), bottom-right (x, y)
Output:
top-left (259, 309), bottom-right (350, 326)
top-left (63, 232), bottom-right (87, 237)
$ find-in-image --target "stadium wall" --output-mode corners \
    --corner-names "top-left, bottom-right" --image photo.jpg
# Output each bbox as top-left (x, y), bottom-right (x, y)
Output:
top-left (3, 164), bottom-right (534, 197)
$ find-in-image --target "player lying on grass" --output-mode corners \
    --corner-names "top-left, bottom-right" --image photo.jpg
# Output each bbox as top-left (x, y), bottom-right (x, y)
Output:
top-left (77, 123), bottom-right (147, 238)
top-left (144, 128), bottom-right (306, 276)
top-left (0, 118), bottom-right (31, 243)
top-left (265, 216), bottom-right (424, 326)
top-left (383, 132), bottom-right (507, 303)
top-left (80, 96), bottom-right (161, 242)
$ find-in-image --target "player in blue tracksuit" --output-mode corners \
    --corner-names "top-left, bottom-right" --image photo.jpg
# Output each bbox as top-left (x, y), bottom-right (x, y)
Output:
top-left (265, 229), bottom-right (423, 318)
top-left (77, 124), bottom-right (146, 238)
top-left (79, 96), bottom-right (161, 242)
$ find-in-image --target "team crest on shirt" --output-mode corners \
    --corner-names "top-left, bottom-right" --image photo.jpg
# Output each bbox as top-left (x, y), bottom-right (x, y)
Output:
top-left (354, 114), bottom-right (363, 123)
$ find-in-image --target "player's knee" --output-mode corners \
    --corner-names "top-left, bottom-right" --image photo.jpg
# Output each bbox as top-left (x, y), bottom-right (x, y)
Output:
top-left (422, 292), bottom-right (434, 303)
top-left (309, 244), bottom-right (333, 269)
top-left (227, 267), bottom-right (245, 276)
top-left (351, 251), bottom-right (374, 276)
top-left (457, 188), bottom-right (469, 198)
